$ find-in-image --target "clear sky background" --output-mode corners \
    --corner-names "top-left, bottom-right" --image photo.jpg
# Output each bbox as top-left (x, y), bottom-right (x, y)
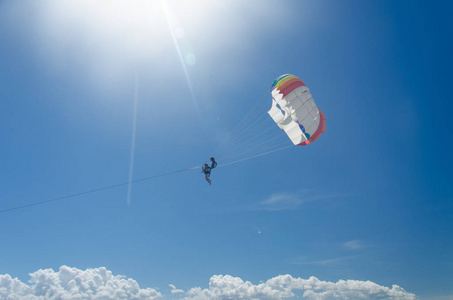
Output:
top-left (0, 0), bottom-right (451, 299)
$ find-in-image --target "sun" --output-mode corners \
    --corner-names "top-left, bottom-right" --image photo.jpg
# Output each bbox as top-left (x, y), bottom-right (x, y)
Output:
top-left (33, 0), bottom-right (224, 68)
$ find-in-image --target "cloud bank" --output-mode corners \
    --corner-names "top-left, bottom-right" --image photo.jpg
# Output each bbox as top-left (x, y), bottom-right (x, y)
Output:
top-left (184, 275), bottom-right (416, 300)
top-left (0, 266), bottom-right (161, 300)
top-left (0, 266), bottom-right (416, 300)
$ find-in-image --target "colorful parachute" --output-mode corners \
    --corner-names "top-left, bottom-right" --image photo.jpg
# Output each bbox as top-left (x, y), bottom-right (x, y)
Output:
top-left (268, 74), bottom-right (326, 146)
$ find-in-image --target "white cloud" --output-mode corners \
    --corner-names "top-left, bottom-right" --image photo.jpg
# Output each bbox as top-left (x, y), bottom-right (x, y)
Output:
top-left (184, 275), bottom-right (416, 300)
top-left (259, 193), bottom-right (304, 211)
top-left (258, 191), bottom-right (346, 211)
top-left (0, 265), bottom-right (161, 300)
top-left (0, 267), bottom-right (416, 300)
top-left (169, 284), bottom-right (184, 294)
top-left (292, 256), bottom-right (357, 266)
top-left (343, 239), bottom-right (367, 250)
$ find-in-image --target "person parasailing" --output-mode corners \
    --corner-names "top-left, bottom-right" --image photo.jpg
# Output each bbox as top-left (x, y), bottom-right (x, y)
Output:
top-left (210, 157), bottom-right (217, 169)
top-left (202, 163), bottom-right (212, 185)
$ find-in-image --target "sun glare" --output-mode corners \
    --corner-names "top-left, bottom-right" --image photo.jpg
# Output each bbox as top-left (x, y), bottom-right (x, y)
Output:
top-left (31, 0), bottom-right (224, 78)
top-left (1, 0), bottom-right (246, 96)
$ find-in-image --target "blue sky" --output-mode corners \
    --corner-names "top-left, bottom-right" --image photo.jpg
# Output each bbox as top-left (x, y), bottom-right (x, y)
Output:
top-left (0, 0), bottom-right (451, 299)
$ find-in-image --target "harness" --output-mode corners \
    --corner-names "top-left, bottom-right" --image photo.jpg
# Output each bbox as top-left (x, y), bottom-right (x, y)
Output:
top-left (203, 165), bottom-right (211, 175)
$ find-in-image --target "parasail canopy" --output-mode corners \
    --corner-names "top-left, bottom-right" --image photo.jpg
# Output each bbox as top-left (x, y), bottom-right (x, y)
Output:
top-left (268, 74), bottom-right (326, 146)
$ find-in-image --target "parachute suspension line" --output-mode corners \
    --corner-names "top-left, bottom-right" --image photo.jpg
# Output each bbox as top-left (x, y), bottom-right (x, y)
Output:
top-left (214, 111), bottom-right (287, 165)
top-left (214, 112), bottom-right (272, 159)
top-left (211, 90), bottom-right (269, 158)
top-left (217, 121), bottom-right (282, 159)
top-left (221, 106), bottom-right (271, 147)
top-left (218, 145), bottom-right (293, 168)
top-left (216, 121), bottom-right (285, 158)
top-left (0, 166), bottom-right (199, 214)
top-left (212, 116), bottom-right (269, 162)
top-left (212, 88), bottom-right (286, 165)
top-left (216, 130), bottom-right (286, 164)
top-left (219, 140), bottom-right (290, 166)
top-left (219, 135), bottom-right (290, 164)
